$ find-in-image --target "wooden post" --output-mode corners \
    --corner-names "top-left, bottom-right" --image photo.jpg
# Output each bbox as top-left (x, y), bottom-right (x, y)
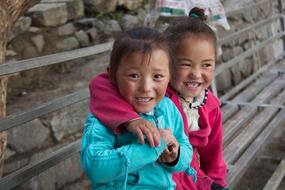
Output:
top-left (0, 0), bottom-right (39, 177)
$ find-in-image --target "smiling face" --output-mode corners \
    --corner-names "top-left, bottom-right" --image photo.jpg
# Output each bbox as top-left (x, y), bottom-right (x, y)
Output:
top-left (114, 49), bottom-right (170, 113)
top-left (170, 36), bottom-right (216, 101)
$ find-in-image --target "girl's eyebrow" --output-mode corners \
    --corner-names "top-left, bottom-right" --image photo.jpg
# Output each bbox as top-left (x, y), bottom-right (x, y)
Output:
top-left (153, 68), bottom-right (169, 72)
top-left (177, 57), bottom-right (192, 61)
top-left (202, 59), bottom-right (215, 62)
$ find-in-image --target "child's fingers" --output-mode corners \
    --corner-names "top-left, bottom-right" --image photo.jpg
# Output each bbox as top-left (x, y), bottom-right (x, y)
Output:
top-left (133, 129), bottom-right (145, 145)
top-left (125, 119), bottom-right (161, 147)
top-left (147, 125), bottom-right (160, 146)
top-left (140, 122), bottom-right (160, 147)
top-left (140, 126), bottom-right (155, 147)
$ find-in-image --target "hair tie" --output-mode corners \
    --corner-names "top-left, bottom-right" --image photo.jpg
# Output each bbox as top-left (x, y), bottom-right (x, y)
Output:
top-left (190, 13), bottom-right (199, 18)
top-left (188, 7), bottom-right (208, 21)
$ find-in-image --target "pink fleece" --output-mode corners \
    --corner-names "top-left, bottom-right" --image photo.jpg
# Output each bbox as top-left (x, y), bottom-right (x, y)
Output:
top-left (89, 73), bottom-right (227, 190)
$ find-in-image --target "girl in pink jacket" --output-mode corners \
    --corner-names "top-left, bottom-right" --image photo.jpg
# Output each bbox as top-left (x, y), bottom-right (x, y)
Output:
top-left (89, 8), bottom-right (228, 190)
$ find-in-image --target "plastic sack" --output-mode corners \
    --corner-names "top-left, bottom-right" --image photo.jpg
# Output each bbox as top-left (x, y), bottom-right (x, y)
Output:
top-left (144, 0), bottom-right (230, 31)
top-left (156, 0), bottom-right (190, 16)
top-left (144, 0), bottom-right (189, 27)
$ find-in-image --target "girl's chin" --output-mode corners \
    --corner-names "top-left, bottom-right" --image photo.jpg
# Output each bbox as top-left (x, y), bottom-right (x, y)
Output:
top-left (182, 91), bottom-right (201, 98)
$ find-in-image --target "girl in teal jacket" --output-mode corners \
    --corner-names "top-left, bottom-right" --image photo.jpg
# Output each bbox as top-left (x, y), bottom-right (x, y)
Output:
top-left (81, 27), bottom-right (194, 190)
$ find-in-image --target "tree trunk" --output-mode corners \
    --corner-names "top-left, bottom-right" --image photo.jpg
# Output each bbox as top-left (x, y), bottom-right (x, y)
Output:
top-left (0, 0), bottom-right (39, 177)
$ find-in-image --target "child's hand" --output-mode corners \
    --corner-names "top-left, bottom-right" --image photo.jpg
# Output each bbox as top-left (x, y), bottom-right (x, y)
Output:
top-left (126, 119), bottom-right (161, 147)
top-left (158, 129), bottom-right (179, 163)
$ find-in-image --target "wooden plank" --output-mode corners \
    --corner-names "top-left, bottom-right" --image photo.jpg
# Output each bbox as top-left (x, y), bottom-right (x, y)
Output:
top-left (270, 68), bottom-right (285, 75)
top-left (0, 42), bottom-right (113, 76)
top-left (224, 106), bottom-right (278, 164)
top-left (227, 94), bottom-right (285, 189)
top-left (263, 158), bottom-right (285, 190)
top-left (224, 74), bottom-right (285, 144)
top-left (223, 106), bottom-right (256, 147)
top-left (0, 139), bottom-right (81, 190)
top-left (220, 54), bottom-right (285, 101)
top-left (0, 88), bottom-right (89, 132)
top-left (221, 101), bottom-right (285, 110)
top-left (224, 86), bottom-right (285, 164)
top-left (210, 79), bottom-right (218, 97)
top-left (222, 72), bottom-right (277, 122)
top-left (271, 60), bottom-right (285, 71)
top-left (227, 108), bottom-right (285, 189)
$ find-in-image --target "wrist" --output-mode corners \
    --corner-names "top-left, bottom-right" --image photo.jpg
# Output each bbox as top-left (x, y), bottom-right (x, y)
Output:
top-left (124, 117), bottom-right (142, 128)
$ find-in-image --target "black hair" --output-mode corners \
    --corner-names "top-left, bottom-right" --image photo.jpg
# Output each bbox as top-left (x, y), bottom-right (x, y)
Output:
top-left (165, 7), bottom-right (218, 58)
top-left (109, 27), bottom-right (171, 83)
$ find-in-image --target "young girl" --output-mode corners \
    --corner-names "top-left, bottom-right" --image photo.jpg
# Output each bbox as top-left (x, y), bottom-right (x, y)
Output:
top-left (88, 9), bottom-right (228, 190)
top-left (81, 27), bottom-right (194, 190)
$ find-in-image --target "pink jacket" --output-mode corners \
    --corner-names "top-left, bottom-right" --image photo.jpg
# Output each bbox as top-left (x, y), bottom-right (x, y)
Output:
top-left (89, 73), bottom-right (227, 190)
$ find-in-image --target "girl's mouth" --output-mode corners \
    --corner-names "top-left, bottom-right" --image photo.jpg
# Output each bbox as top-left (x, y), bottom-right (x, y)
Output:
top-left (184, 82), bottom-right (200, 88)
top-left (136, 97), bottom-right (153, 103)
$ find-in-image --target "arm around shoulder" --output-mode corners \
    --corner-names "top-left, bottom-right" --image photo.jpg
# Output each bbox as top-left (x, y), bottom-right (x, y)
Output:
top-left (89, 73), bottom-right (140, 132)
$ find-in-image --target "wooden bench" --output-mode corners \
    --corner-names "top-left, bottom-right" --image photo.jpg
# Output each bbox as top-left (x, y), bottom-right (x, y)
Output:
top-left (214, 0), bottom-right (285, 188)
top-left (0, 0), bottom-right (284, 189)
top-left (221, 58), bottom-right (285, 189)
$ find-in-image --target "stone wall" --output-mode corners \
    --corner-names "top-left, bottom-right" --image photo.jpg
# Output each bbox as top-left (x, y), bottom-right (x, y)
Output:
top-left (216, 0), bottom-right (277, 93)
top-left (4, 0), bottom-right (282, 190)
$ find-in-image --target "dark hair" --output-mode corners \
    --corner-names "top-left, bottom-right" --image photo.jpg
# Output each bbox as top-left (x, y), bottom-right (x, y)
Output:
top-left (109, 27), bottom-right (171, 83)
top-left (165, 7), bottom-right (218, 58)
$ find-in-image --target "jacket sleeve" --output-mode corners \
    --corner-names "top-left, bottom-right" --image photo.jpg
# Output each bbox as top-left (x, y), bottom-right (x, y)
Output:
top-left (161, 99), bottom-right (193, 173)
top-left (198, 107), bottom-right (227, 187)
top-left (80, 113), bottom-right (167, 184)
top-left (89, 73), bottom-right (140, 132)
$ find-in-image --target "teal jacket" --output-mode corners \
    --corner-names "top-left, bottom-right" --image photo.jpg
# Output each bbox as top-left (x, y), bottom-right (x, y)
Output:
top-left (81, 97), bottom-right (193, 190)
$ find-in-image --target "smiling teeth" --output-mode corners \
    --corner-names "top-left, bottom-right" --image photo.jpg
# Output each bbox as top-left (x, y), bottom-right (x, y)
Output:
top-left (186, 82), bottom-right (199, 87)
top-left (137, 97), bottom-right (151, 102)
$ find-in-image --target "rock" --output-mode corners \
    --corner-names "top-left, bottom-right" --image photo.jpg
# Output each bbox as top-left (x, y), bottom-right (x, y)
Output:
top-left (75, 30), bottom-right (90, 47)
top-left (28, 3), bottom-right (68, 27)
top-left (56, 37), bottom-right (80, 51)
top-left (32, 34), bottom-right (45, 53)
top-left (84, 0), bottom-right (116, 13)
top-left (57, 23), bottom-right (76, 36)
top-left (8, 119), bottom-right (50, 153)
top-left (41, 0), bottom-right (84, 20)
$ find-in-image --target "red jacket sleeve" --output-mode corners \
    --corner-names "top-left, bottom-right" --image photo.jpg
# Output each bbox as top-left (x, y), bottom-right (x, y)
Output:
top-left (198, 106), bottom-right (227, 187)
top-left (89, 73), bottom-right (140, 133)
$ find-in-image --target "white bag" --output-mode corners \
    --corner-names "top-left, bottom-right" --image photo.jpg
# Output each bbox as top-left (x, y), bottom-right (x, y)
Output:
top-left (144, 0), bottom-right (230, 31)
top-left (156, 0), bottom-right (189, 16)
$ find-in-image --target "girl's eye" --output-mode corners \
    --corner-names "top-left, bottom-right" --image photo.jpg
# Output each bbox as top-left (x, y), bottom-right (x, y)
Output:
top-left (177, 61), bottom-right (191, 67)
top-left (154, 74), bottom-right (164, 80)
top-left (202, 63), bottom-right (214, 68)
top-left (128, 74), bottom-right (139, 79)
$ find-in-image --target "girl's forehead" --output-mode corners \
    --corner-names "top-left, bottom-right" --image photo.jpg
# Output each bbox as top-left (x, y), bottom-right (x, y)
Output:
top-left (120, 49), bottom-right (170, 68)
top-left (177, 37), bottom-right (215, 49)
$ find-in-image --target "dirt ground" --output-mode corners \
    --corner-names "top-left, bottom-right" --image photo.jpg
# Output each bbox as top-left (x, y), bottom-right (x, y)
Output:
top-left (6, 53), bottom-right (285, 190)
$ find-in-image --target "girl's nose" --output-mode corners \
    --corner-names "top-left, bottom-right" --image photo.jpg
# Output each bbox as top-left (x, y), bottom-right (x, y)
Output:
top-left (188, 67), bottom-right (201, 79)
top-left (140, 77), bottom-right (152, 92)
